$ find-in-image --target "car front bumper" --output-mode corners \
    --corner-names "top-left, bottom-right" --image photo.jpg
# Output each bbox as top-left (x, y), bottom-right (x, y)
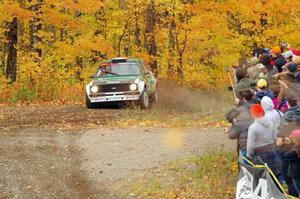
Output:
top-left (89, 92), bottom-right (140, 103)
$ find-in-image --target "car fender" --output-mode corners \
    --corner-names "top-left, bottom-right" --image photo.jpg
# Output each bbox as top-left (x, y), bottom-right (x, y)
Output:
top-left (136, 80), bottom-right (146, 95)
top-left (86, 82), bottom-right (92, 96)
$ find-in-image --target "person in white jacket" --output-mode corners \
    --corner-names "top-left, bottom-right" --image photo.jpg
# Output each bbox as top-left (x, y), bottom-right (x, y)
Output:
top-left (261, 96), bottom-right (283, 140)
top-left (247, 104), bottom-right (281, 177)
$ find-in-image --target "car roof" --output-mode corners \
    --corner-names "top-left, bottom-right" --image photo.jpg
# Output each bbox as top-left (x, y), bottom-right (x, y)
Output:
top-left (101, 58), bottom-right (141, 64)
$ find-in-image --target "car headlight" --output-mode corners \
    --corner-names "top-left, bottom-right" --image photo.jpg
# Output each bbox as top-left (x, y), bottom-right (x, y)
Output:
top-left (130, 84), bottom-right (137, 91)
top-left (91, 86), bottom-right (98, 93)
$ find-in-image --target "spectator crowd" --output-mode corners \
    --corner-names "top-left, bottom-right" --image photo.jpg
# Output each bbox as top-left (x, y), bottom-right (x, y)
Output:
top-left (225, 42), bottom-right (300, 197)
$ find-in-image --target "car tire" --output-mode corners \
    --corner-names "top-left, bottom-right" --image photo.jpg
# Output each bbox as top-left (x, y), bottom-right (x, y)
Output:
top-left (139, 91), bottom-right (150, 109)
top-left (86, 94), bottom-right (96, 109)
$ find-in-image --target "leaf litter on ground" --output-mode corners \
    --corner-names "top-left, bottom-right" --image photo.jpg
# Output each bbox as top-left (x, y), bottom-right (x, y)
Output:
top-left (114, 151), bottom-right (237, 199)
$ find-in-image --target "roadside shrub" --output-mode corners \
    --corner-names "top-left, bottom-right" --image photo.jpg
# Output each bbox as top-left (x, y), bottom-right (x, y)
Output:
top-left (7, 87), bottom-right (35, 104)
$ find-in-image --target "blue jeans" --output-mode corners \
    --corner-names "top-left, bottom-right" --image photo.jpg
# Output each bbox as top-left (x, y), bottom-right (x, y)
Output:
top-left (279, 156), bottom-right (298, 196)
top-left (239, 149), bottom-right (250, 165)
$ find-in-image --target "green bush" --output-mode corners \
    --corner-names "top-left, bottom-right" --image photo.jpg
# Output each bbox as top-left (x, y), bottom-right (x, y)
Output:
top-left (8, 87), bottom-right (36, 104)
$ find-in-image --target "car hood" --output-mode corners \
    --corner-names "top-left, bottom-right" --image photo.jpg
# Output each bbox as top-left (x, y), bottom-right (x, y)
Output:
top-left (92, 75), bottom-right (141, 85)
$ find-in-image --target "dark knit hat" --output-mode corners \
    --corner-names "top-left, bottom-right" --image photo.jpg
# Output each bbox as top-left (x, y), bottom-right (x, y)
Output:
top-left (250, 104), bottom-right (264, 118)
top-left (284, 111), bottom-right (296, 123)
top-left (288, 63), bottom-right (298, 73)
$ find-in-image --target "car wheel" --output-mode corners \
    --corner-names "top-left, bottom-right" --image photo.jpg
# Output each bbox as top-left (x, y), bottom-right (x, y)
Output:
top-left (139, 91), bottom-right (149, 109)
top-left (86, 94), bottom-right (96, 109)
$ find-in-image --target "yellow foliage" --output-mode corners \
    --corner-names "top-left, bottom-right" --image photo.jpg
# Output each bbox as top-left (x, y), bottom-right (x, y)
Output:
top-left (0, 1), bottom-right (31, 22)
top-left (1, 0), bottom-right (300, 103)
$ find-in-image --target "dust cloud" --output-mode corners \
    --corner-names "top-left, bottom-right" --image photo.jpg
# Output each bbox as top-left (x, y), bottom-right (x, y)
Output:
top-left (157, 80), bottom-right (234, 151)
top-left (156, 80), bottom-right (233, 114)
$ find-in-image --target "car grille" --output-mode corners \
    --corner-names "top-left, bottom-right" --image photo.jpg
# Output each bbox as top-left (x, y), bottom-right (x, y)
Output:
top-left (95, 84), bottom-right (131, 93)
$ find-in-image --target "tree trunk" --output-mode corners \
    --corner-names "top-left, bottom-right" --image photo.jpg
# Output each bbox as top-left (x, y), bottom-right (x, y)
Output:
top-left (168, 0), bottom-right (176, 76)
top-left (177, 52), bottom-right (183, 78)
top-left (145, 0), bottom-right (157, 73)
top-left (117, 18), bottom-right (130, 57)
top-left (75, 57), bottom-right (84, 82)
top-left (1, 42), bottom-right (6, 76)
top-left (18, 0), bottom-right (25, 53)
top-left (175, 27), bottom-right (188, 79)
top-left (134, 6), bottom-right (141, 50)
top-left (29, 1), bottom-right (42, 57)
top-left (6, 18), bottom-right (18, 82)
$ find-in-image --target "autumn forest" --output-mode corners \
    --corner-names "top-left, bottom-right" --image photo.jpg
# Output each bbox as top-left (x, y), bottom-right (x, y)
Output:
top-left (1, 0), bottom-right (300, 103)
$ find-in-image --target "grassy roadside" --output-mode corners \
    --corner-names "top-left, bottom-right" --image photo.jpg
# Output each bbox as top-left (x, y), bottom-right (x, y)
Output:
top-left (115, 151), bottom-right (237, 199)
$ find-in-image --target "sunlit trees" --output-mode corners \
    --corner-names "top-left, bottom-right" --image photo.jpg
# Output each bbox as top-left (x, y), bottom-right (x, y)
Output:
top-left (0, 0), bottom-right (300, 103)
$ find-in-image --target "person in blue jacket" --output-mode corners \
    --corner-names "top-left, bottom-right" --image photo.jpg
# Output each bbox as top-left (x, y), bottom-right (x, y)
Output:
top-left (255, 79), bottom-right (275, 101)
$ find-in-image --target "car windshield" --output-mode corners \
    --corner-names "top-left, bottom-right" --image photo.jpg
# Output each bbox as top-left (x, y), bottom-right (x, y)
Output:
top-left (96, 63), bottom-right (140, 77)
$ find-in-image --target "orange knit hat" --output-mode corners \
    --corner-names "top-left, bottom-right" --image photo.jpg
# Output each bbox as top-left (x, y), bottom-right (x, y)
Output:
top-left (250, 104), bottom-right (264, 118)
top-left (270, 46), bottom-right (282, 54)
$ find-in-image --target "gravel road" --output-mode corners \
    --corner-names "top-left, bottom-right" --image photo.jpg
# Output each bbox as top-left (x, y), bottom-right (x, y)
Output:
top-left (0, 127), bottom-right (234, 199)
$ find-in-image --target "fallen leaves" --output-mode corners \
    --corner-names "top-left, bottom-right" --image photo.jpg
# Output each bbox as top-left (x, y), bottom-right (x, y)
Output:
top-left (115, 151), bottom-right (237, 199)
top-left (0, 105), bottom-right (228, 131)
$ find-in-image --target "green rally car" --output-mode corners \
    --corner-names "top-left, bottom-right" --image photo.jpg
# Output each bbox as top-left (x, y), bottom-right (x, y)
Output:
top-left (85, 58), bottom-right (158, 109)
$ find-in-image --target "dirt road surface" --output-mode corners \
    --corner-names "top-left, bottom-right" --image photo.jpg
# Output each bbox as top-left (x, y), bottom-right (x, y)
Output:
top-left (0, 84), bottom-right (235, 198)
top-left (0, 125), bottom-right (234, 199)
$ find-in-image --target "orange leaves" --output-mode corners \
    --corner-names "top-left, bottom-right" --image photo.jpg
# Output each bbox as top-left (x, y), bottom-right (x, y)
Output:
top-left (0, 1), bottom-right (31, 22)
top-left (52, 35), bottom-right (109, 63)
top-left (76, 0), bottom-right (103, 13)
top-left (75, 37), bottom-right (106, 54)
